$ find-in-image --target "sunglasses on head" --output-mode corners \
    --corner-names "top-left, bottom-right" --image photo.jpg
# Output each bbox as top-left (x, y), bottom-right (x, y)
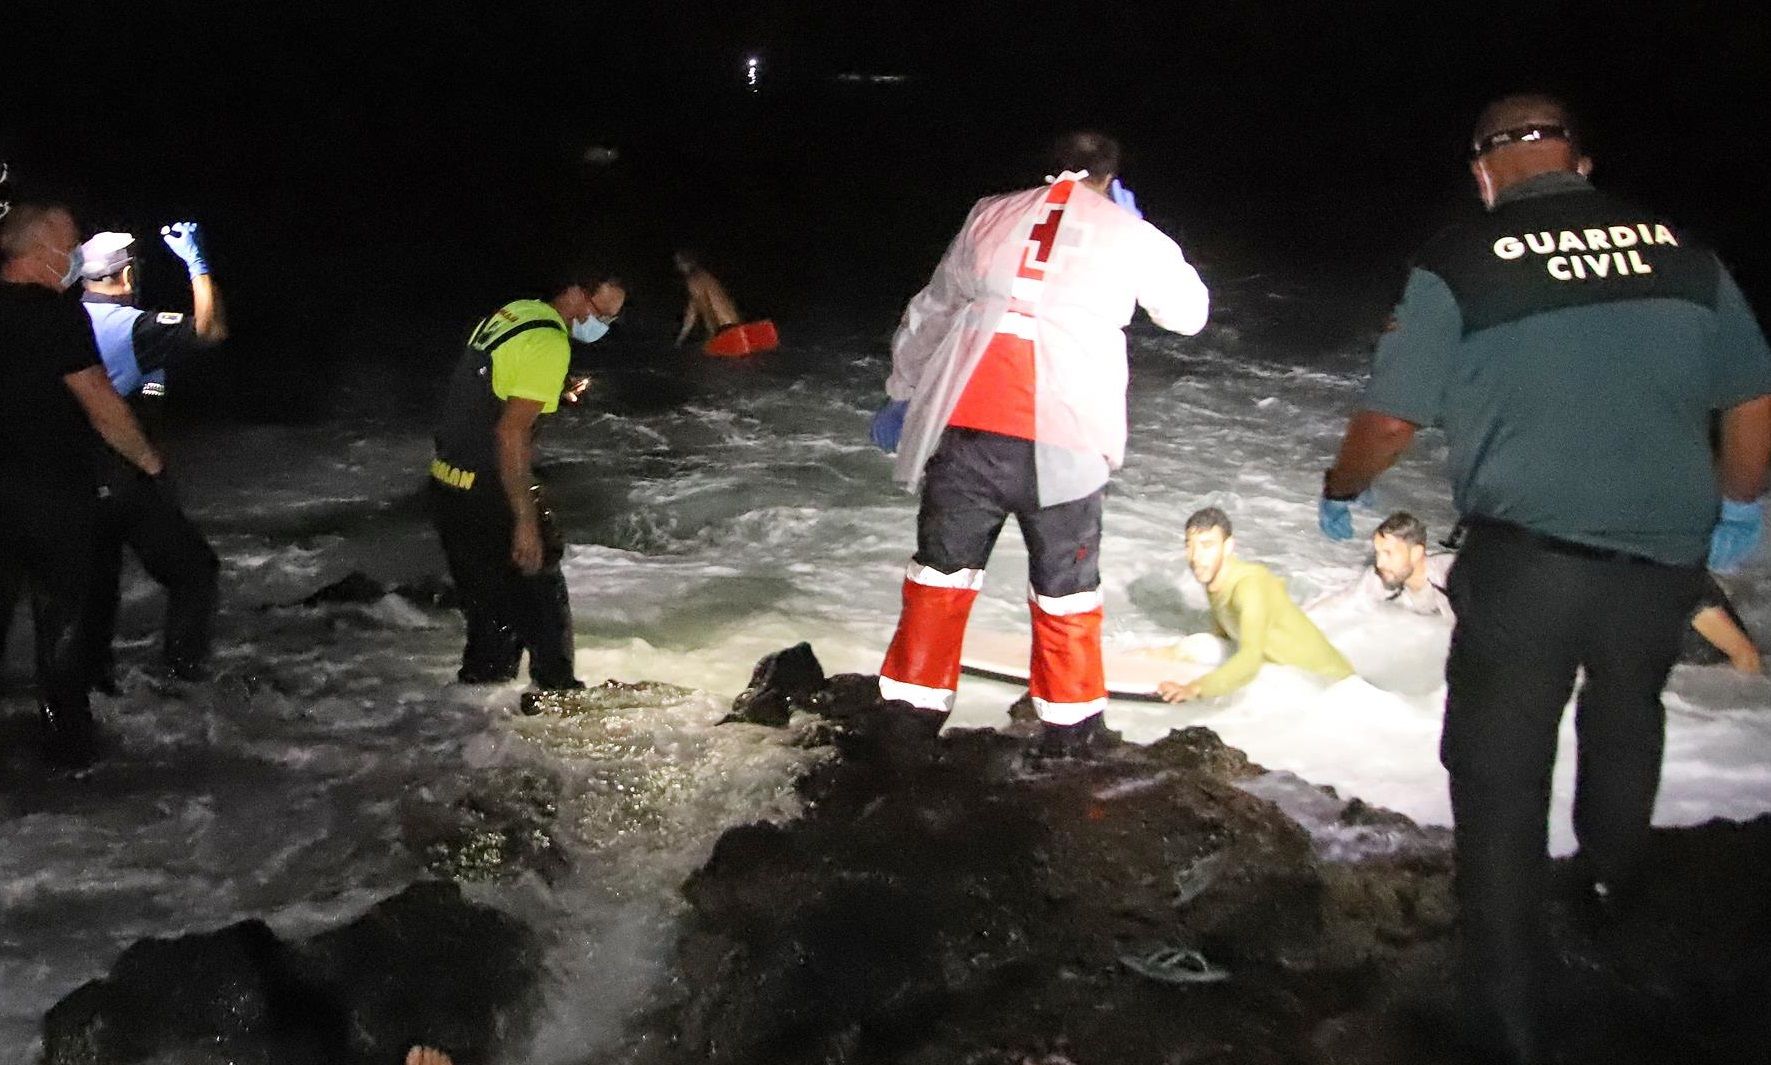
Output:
top-left (1469, 123), bottom-right (1573, 161)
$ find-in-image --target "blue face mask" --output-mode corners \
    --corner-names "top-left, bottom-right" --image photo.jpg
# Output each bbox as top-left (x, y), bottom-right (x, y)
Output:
top-left (571, 314), bottom-right (610, 344)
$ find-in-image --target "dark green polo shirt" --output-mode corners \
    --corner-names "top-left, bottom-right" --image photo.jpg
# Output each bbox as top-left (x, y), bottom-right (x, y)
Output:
top-left (1363, 172), bottom-right (1771, 565)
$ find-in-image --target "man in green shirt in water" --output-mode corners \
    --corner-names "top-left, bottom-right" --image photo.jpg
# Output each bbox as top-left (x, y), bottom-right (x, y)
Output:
top-left (1158, 507), bottom-right (1354, 703)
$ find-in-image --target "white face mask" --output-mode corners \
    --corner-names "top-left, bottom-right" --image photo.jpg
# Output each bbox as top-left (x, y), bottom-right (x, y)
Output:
top-left (570, 315), bottom-right (610, 344)
top-left (59, 247), bottom-right (84, 290)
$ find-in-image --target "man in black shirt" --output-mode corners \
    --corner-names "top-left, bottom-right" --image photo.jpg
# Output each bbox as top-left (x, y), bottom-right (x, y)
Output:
top-left (0, 203), bottom-right (162, 764)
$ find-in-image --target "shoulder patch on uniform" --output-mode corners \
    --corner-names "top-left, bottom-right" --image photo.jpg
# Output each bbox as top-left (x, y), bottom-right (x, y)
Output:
top-left (155, 311), bottom-right (185, 325)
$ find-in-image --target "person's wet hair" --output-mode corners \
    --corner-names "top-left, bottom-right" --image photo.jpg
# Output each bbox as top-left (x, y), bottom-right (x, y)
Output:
top-left (1050, 130), bottom-right (1121, 180)
top-left (1375, 511), bottom-right (1428, 547)
top-left (1184, 506), bottom-right (1232, 538)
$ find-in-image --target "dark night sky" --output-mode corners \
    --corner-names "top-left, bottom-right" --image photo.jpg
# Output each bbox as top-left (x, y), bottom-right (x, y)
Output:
top-left (5, 1), bottom-right (1769, 383)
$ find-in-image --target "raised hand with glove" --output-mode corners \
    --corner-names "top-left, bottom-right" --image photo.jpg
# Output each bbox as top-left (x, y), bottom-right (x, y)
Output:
top-left (160, 221), bottom-right (210, 279)
top-left (160, 221), bottom-right (228, 342)
top-left (1108, 178), bottom-right (1142, 220)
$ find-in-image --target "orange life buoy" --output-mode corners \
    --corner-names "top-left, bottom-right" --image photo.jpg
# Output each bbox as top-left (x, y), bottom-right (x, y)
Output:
top-left (704, 320), bottom-right (779, 357)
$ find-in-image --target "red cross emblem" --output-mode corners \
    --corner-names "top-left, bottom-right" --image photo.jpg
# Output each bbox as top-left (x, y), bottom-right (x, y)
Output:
top-left (1027, 207), bottom-right (1067, 267)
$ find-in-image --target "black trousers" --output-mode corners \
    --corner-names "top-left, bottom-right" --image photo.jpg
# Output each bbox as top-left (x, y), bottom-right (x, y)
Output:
top-left (914, 428), bottom-right (1103, 597)
top-left (428, 480), bottom-right (577, 689)
top-left (1442, 521), bottom-right (1703, 1055)
top-left (0, 488), bottom-right (96, 718)
top-left (81, 470), bottom-right (219, 678)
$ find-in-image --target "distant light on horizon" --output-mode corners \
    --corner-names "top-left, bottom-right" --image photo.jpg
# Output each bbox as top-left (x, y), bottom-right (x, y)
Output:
top-left (835, 72), bottom-right (910, 85)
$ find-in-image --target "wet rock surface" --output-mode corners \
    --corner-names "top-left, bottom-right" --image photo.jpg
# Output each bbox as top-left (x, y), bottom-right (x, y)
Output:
top-left (281, 570), bottom-right (460, 611)
top-left (723, 641), bottom-right (826, 727)
top-left (37, 643), bottom-right (1771, 1065)
top-left (399, 765), bottom-right (571, 884)
top-left (636, 647), bottom-right (1771, 1065)
top-left (41, 881), bottom-right (541, 1065)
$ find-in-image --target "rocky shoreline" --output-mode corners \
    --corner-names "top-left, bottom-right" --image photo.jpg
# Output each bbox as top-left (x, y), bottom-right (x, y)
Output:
top-left (41, 880), bottom-right (542, 1065)
top-left (40, 646), bottom-right (1771, 1064)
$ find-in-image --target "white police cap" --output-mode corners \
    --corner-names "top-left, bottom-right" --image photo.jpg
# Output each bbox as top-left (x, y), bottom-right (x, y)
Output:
top-left (79, 231), bottom-right (136, 280)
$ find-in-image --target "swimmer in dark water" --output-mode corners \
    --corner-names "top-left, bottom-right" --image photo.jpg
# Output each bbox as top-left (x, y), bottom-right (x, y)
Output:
top-left (407, 1048), bottom-right (451, 1065)
top-left (1308, 511), bottom-right (1454, 619)
top-left (1157, 508), bottom-right (1355, 703)
top-left (673, 249), bottom-right (743, 346)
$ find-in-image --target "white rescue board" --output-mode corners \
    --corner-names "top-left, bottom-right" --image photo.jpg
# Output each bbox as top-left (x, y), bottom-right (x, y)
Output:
top-left (958, 628), bottom-right (1213, 703)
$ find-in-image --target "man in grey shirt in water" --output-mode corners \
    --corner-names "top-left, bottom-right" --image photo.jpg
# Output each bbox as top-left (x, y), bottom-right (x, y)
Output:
top-left (1310, 512), bottom-right (1453, 619)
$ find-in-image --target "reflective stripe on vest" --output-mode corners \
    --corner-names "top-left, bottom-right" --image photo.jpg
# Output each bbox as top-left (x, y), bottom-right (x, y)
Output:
top-left (431, 310), bottom-right (568, 485)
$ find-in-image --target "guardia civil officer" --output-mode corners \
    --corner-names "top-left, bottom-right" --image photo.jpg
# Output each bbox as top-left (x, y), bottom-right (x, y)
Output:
top-left (429, 262), bottom-right (624, 700)
top-left (1, 203), bottom-right (163, 765)
top-left (1320, 95), bottom-right (1771, 1062)
top-left (76, 224), bottom-right (228, 687)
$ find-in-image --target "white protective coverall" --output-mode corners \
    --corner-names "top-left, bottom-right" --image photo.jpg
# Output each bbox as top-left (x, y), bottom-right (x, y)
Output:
top-left (877, 173), bottom-right (1210, 723)
top-left (887, 171), bottom-right (1210, 506)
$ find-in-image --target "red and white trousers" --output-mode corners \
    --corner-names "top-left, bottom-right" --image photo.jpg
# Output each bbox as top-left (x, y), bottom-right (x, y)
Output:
top-left (879, 427), bottom-right (1107, 725)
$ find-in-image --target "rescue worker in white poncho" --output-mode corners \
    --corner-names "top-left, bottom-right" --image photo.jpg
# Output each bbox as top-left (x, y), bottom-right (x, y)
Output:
top-left (870, 131), bottom-right (1210, 753)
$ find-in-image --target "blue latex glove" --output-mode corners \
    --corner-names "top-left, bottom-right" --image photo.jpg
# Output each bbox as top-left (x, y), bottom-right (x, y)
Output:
top-left (1318, 497), bottom-right (1355, 541)
top-left (1318, 488), bottom-right (1377, 541)
top-left (870, 399), bottom-right (909, 453)
top-left (160, 221), bottom-right (209, 278)
top-left (1108, 178), bottom-right (1142, 219)
top-left (1708, 498), bottom-right (1764, 572)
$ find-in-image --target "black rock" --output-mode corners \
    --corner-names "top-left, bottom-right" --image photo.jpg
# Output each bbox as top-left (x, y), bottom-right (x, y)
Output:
top-left (280, 571), bottom-right (459, 611)
top-left (398, 768), bottom-right (570, 883)
top-left (632, 669), bottom-right (1771, 1065)
top-left (724, 642), bottom-right (827, 727)
top-left (42, 919), bottom-right (343, 1065)
top-left (42, 881), bottom-right (542, 1065)
top-left (392, 574), bottom-right (461, 610)
top-left (811, 672), bottom-right (890, 721)
top-left (295, 571), bottom-right (387, 606)
top-left (290, 880), bottom-right (542, 1065)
